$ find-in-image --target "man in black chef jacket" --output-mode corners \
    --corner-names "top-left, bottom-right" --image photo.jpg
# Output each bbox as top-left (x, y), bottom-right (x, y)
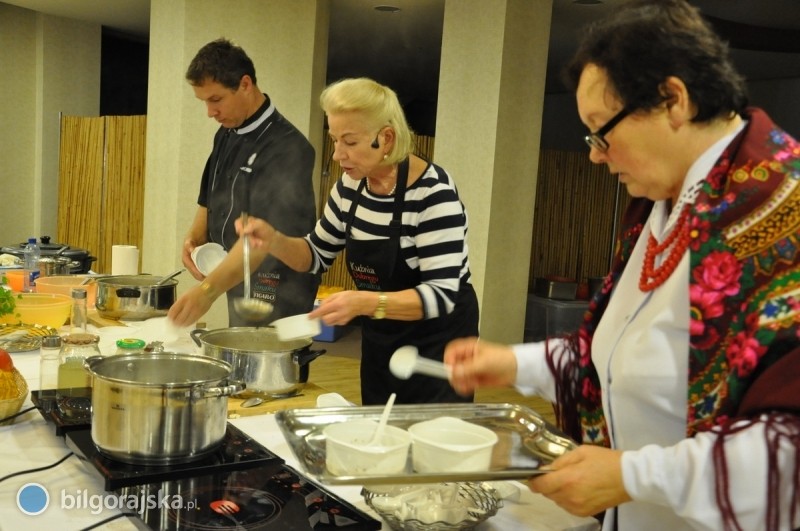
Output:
top-left (168, 38), bottom-right (319, 327)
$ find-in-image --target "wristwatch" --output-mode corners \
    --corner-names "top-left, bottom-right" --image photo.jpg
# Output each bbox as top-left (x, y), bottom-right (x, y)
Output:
top-left (372, 292), bottom-right (387, 319)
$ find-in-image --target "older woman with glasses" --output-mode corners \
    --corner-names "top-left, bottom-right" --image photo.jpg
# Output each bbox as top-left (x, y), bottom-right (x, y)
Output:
top-left (444, 1), bottom-right (800, 530)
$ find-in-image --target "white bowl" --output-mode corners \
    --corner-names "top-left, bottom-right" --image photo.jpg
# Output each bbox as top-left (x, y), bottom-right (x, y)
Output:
top-left (408, 416), bottom-right (498, 473)
top-left (191, 243), bottom-right (226, 276)
top-left (272, 313), bottom-right (321, 341)
top-left (323, 419), bottom-right (411, 476)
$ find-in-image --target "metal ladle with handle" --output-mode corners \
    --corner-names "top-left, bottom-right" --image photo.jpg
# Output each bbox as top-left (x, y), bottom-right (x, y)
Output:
top-left (231, 152), bottom-right (274, 323)
top-left (233, 213), bottom-right (274, 322)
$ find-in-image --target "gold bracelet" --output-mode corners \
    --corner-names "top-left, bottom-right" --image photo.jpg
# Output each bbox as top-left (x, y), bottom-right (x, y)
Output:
top-left (198, 280), bottom-right (218, 301)
top-left (372, 292), bottom-right (387, 319)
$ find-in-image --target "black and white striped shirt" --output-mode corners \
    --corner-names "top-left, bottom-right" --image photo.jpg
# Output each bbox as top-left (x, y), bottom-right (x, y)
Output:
top-left (306, 162), bottom-right (472, 320)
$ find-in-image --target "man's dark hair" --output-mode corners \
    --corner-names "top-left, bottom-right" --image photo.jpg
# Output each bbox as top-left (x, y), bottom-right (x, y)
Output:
top-left (564, 0), bottom-right (748, 123)
top-left (186, 38), bottom-right (257, 90)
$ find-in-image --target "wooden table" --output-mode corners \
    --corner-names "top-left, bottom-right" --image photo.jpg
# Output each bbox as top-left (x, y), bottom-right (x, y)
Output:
top-left (227, 382), bottom-right (331, 417)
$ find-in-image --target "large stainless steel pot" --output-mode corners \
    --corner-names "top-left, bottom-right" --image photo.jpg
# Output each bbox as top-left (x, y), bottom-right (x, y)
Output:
top-left (191, 327), bottom-right (325, 398)
top-left (95, 274), bottom-right (178, 321)
top-left (84, 352), bottom-right (243, 464)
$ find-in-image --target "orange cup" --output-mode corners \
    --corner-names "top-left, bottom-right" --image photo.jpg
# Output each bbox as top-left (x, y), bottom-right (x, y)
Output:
top-left (3, 270), bottom-right (26, 292)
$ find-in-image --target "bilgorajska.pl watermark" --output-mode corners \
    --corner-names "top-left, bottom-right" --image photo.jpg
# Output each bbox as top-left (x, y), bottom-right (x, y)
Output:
top-left (61, 488), bottom-right (197, 515)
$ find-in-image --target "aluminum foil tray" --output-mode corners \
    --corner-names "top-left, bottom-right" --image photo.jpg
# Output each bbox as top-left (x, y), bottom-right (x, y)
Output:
top-left (275, 403), bottom-right (577, 485)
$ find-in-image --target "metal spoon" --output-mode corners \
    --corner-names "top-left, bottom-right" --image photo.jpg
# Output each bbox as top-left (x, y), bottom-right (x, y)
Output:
top-left (389, 345), bottom-right (452, 380)
top-left (233, 211), bottom-right (274, 322)
top-left (240, 396), bottom-right (265, 408)
top-left (155, 268), bottom-right (185, 286)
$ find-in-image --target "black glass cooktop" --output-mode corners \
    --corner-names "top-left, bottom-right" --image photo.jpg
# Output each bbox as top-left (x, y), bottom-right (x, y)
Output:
top-left (66, 424), bottom-right (284, 491)
top-left (122, 463), bottom-right (381, 531)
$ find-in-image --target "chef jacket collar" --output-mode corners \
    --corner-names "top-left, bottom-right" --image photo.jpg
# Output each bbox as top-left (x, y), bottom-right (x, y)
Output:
top-left (234, 94), bottom-right (275, 135)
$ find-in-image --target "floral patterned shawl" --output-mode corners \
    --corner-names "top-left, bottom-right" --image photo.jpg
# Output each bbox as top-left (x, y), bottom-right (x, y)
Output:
top-left (547, 108), bottom-right (800, 529)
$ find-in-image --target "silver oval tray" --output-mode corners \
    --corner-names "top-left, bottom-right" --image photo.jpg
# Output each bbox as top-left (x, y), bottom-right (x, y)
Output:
top-left (275, 403), bottom-right (577, 485)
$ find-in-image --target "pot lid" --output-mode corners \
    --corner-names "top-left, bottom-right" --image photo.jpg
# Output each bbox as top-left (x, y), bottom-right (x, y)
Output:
top-left (87, 352), bottom-right (231, 385)
top-left (0, 236), bottom-right (92, 257)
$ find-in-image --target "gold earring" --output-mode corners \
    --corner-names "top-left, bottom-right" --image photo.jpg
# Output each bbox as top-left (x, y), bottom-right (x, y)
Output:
top-left (383, 154), bottom-right (388, 160)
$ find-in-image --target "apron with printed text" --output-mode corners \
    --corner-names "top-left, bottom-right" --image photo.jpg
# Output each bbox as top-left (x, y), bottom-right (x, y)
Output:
top-left (345, 159), bottom-right (478, 405)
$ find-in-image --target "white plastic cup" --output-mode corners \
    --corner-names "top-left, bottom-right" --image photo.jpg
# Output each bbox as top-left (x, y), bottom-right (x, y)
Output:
top-left (190, 242), bottom-right (227, 276)
top-left (272, 313), bottom-right (322, 341)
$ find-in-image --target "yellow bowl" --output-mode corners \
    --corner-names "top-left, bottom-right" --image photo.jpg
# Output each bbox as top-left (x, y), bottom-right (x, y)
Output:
top-left (0, 293), bottom-right (72, 328)
top-left (34, 275), bottom-right (97, 309)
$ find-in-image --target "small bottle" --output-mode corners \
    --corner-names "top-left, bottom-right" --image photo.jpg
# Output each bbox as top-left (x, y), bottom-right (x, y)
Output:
top-left (22, 237), bottom-right (40, 293)
top-left (57, 333), bottom-right (100, 399)
top-left (115, 338), bottom-right (146, 355)
top-left (39, 335), bottom-right (62, 410)
top-left (70, 288), bottom-right (88, 333)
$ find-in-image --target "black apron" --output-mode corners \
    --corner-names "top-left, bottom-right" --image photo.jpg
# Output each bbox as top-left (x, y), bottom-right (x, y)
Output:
top-left (345, 159), bottom-right (479, 405)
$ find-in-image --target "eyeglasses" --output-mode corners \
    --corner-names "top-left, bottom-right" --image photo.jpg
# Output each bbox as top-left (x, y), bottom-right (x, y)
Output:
top-left (584, 108), bottom-right (631, 152)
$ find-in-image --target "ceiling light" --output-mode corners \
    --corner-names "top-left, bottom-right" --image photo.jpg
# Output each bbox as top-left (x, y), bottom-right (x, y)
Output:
top-left (374, 5), bottom-right (401, 13)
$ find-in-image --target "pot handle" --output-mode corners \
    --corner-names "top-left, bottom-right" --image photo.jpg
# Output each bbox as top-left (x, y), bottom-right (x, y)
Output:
top-left (196, 380), bottom-right (246, 399)
top-left (83, 355), bottom-right (105, 372)
top-left (189, 329), bottom-right (205, 347)
top-left (293, 348), bottom-right (326, 366)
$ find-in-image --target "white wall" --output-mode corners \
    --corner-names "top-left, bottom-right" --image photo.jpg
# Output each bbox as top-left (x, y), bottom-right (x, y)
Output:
top-left (0, 3), bottom-right (99, 247)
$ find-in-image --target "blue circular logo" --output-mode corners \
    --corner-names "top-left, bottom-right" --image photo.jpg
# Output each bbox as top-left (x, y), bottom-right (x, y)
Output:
top-left (17, 483), bottom-right (49, 515)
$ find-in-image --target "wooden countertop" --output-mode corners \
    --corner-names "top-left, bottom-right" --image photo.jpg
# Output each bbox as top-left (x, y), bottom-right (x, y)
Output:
top-left (227, 383), bottom-right (330, 417)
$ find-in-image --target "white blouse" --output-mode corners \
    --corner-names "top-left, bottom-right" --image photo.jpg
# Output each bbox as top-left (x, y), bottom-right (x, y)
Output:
top-left (513, 122), bottom-right (800, 530)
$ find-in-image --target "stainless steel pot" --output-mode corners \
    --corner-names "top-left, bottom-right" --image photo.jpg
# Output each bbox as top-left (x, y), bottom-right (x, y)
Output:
top-left (38, 256), bottom-right (72, 276)
top-left (94, 274), bottom-right (178, 321)
top-left (84, 352), bottom-right (243, 464)
top-left (190, 327), bottom-right (325, 398)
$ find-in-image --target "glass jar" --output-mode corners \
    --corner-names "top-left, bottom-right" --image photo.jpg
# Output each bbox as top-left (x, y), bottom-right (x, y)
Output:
top-left (57, 333), bottom-right (101, 399)
top-left (39, 335), bottom-right (62, 409)
top-left (115, 338), bottom-right (146, 355)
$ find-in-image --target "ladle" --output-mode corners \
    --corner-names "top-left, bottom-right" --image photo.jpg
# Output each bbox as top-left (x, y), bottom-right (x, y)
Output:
top-left (389, 345), bottom-right (452, 380)
top-left (233, 211), bottom-right (274, 322)
top-left (370, 392), bottom-right (397, 445)
top-left (154, 268), bottom-right (184, 286)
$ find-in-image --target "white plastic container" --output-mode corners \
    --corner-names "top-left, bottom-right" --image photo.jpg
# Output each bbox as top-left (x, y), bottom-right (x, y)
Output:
top-left (191, 243), bottom-right (227, 276)
top-left (323, 419), bottom-right (411, 476)
top-left (408, 416), bottom-right (498, 473)
top-left (272, 313), bottom-right (322, 341)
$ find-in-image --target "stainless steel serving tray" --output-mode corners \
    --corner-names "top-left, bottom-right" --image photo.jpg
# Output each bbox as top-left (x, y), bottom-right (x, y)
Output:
top-left (275, 403), bottom-right (577, 485)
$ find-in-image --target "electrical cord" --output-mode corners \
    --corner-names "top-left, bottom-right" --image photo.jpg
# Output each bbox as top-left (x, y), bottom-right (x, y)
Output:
top-left (0, 404), bottom-right (37, 424)
top-left (0, 451), bottom-right (74, 483)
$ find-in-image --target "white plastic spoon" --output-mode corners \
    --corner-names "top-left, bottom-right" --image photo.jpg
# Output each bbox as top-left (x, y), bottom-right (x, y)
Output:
top-left (389, 345), bottom-right (452, 380)
top-left (370, 392), bottom-right (396, 446)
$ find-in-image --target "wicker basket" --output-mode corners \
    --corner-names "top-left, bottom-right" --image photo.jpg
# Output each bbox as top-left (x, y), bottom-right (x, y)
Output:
top-left (0, 369), bottom-right (29, 425)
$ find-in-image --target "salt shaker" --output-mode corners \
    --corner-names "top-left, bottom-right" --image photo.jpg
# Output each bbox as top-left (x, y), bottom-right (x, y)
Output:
top-left (70, 288), bottom-right (88, 333)
top-left (39, 335), bottom-right (62, 410)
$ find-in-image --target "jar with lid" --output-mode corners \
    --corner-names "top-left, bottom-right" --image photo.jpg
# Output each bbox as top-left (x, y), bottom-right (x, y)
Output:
top-left (115, 338), bottom-right (146, 355)
top-left (57, 333), bottom-right (101, 399)
top-left (70, 288), bottom-right (88, 334)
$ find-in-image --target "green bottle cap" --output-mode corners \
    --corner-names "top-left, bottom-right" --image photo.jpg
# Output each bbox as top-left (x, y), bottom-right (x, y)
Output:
top-left (116, 338), bottom-right (146, 349)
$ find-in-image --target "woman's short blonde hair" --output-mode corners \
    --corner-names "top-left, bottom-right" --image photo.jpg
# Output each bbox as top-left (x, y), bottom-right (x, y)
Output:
top-left (320, 77), bottom-right (413, 165)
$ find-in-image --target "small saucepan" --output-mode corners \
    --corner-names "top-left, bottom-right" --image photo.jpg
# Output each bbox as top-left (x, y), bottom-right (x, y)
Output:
top-left (191, 327), bottom-right (326, 398)
top-left (94, 274), bottom-right (179, 321)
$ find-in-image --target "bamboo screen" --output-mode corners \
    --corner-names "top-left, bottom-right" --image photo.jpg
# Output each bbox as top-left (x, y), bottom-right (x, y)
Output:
top-left (529, 149), bottom-right (631, 287)
top-left (317, 133), bottom-right (435, 290)
top-left (57, 115), bottom-right (147, 273)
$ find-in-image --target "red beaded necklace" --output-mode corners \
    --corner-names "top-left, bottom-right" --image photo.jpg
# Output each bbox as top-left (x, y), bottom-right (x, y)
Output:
top-left (639, 205), bottom-right (691, 292)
